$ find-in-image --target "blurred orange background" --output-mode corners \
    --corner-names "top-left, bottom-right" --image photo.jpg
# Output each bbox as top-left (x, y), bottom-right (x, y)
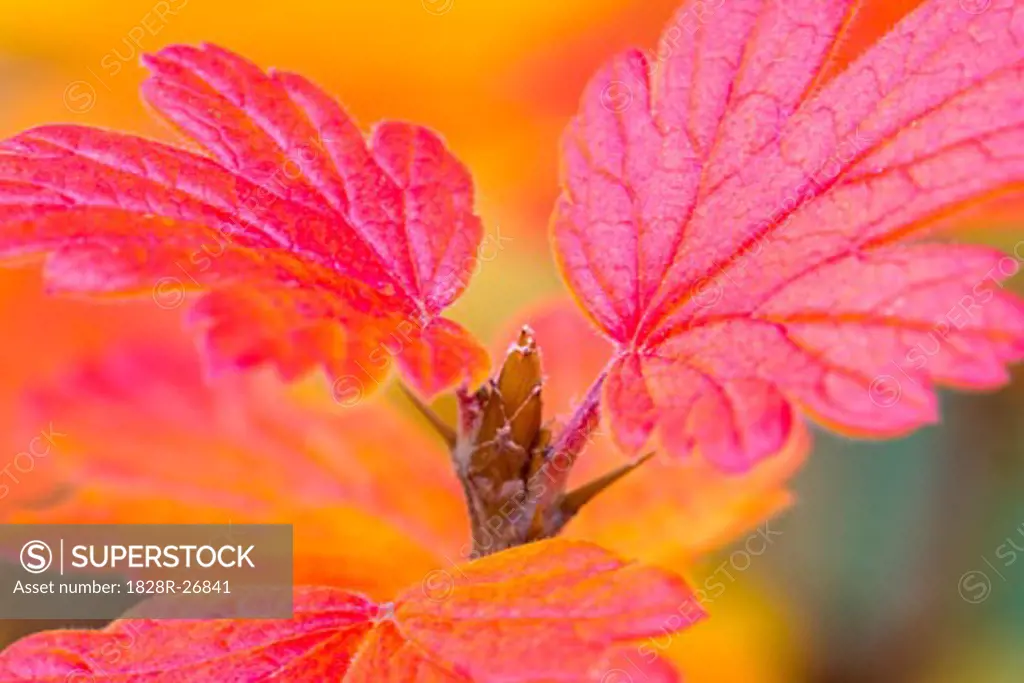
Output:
top-left (0, 1), bottom-right (1022, 681)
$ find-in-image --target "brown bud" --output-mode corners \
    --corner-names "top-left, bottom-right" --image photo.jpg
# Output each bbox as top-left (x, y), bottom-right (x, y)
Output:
top-left (472, 327), bottom-right (543, 480)
top-left (455, 327), bottom-right (545, 556)
top-left (451, 328), bottom-right (650, 557)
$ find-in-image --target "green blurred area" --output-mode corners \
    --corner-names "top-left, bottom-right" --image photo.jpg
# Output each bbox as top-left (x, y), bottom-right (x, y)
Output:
top-left (689, 371), bottom-right (1024, 681)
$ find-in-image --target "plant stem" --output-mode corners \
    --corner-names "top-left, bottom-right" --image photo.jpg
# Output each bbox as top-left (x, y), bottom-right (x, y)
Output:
top-left (398, 383), bottom-right (457, 449)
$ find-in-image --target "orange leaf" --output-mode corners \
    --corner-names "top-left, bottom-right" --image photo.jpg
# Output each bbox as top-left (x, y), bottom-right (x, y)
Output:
top-left (0, 541), bottom-right (696, 681)
top-left (1, 335), bottom-right (468, 597)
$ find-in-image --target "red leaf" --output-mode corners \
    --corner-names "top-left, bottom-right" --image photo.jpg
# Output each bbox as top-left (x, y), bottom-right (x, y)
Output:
top-left (553, 0), bottom-right (1024, 469)
top-left (0, 541), bottom-right (697, 682)
top-left (0, 43), bottom-right (488, 397)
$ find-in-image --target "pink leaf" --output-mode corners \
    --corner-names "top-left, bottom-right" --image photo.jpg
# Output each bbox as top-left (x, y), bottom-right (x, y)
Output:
top-left (553, 0), bottom-right (1024, 469)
